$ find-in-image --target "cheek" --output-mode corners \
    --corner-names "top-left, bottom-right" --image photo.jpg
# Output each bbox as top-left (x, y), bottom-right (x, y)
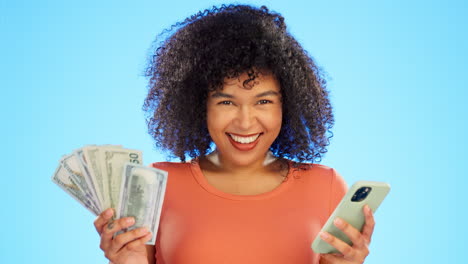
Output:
top-left (266, 108), bottom-right (283, 131)
top-left (206, 108), bottom-right (227, 134)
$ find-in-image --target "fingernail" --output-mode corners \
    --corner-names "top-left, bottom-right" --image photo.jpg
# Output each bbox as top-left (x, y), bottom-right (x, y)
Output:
top-left (320, 232), bottom-right (329, 240)
top-left (126, 217), bottom-right (135, 225)
top-left (365, 205), bottom-right (372, 213)
top-left (139, 227), bottom-right (149, 234)
top-left (334, 218), bottom-right (344, 227)
top-left (104, 208), bottom-right (113, 217)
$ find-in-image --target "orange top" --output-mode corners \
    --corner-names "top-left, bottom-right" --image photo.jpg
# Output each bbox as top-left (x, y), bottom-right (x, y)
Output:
top-left (151, 160), bottom-right (347, 264)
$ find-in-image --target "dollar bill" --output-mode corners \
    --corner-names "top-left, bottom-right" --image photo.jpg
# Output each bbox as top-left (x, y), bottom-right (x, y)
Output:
top-left (72, 150), bottom-right (103, 211)
top-left (52, 162), bottom-right (100, 215)
top-left (99, 146), bottom-right (143, 212)
top-left (81, 146), bottom-right (110, 211)
top-left (61, 154), bottom-right (101, 212)
top-left (116, 163), bottom-right (168, 245)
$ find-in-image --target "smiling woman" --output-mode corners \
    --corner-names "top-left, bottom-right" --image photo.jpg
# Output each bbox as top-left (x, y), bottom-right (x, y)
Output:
top-left (142, 5), bottom-right (334, 163)
top-left (92, 4), bottom-right (376, 264)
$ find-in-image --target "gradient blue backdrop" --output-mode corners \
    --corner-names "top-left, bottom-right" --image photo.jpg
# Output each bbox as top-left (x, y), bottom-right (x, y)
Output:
top-left (2, 0), bottom-right (467, 263)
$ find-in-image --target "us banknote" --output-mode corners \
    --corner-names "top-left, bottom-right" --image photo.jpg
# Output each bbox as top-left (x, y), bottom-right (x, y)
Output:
top-left (61, 153), bottom-right (101, 212)
top-left (53, 145), bottom-right (167, 244)
top-left (116, 163), bottom-right (168, 245)
top-left (52, 159), bottom-right (100, 215)
top-left (99, 146), bottom-right (143, 212)
top-left (81, 145), bottom-right (109, 211)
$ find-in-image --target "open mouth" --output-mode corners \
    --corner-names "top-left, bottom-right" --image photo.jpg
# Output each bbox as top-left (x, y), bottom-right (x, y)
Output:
top-left (226, 133), bottom-right (263, 151)
top-left (227, 133), bottom-right (262, 144)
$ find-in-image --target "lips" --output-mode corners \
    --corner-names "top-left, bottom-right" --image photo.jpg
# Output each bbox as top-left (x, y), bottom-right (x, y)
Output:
top-left (226, 133), bottom-right (262, 151)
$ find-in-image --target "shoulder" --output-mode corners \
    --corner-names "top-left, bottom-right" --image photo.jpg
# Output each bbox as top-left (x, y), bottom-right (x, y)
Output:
top-left (150, 161), bottom-right (196, 184)
top-left (291, 162), bottom-right (348, 214)
top-left (290, 162), bottom-right (335, 177)
top-left (150, 161), bottom-right (192, 172)
top-left (290, 162), bottom-right (348, 190)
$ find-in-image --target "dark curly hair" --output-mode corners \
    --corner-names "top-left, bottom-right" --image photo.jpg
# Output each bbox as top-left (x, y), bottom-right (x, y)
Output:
top-left (143, 4), bottom-right (334, 162)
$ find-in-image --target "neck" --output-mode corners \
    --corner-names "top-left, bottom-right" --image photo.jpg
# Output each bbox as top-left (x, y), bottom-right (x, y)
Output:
top-left (204, 150), bottom-right (278, 177)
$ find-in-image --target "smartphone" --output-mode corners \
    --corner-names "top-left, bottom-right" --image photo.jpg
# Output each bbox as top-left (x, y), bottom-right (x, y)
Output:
top-left (311, 181), bottom-right (390, 254)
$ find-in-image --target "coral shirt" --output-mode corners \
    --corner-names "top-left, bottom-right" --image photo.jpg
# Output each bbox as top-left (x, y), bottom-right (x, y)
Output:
top-left (151, 160), bottom-right (347, 264)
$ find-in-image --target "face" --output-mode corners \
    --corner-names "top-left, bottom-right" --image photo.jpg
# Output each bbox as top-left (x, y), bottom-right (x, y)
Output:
top-left (206, 71), bottom-right (282, 168)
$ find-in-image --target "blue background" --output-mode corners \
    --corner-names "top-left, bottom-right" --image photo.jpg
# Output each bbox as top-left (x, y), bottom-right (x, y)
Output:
top-left (2, 0), bottom-right (467, 263)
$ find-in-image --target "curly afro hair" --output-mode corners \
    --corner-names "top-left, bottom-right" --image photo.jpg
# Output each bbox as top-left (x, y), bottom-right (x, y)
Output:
top-left (143, 4), bottom-right (334, 162)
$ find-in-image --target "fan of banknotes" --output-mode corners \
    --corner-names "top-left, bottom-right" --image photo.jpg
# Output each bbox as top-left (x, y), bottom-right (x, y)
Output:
top-left (52, 144), bottom-right (168, 245)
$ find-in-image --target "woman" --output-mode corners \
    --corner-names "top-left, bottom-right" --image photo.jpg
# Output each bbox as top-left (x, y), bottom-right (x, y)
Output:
top-left (94, 5), bottom-right (375, 264)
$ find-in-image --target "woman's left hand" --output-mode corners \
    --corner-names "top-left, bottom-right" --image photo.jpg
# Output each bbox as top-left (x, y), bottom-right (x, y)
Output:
top-left (319, 205), bottom-right (375, 264)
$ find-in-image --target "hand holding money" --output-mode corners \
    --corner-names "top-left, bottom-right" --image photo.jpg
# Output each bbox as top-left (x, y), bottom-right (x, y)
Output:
top-left (94, 208), bottom-right (152, 264)
top-left (52, 145), bottom-right (167, 245)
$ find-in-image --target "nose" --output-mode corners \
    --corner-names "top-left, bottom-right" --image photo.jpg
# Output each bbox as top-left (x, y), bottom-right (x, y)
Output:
top-left (234, 106), bottom-right (256, 130)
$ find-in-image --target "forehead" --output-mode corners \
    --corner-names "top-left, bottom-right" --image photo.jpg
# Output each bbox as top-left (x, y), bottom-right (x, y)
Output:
top-left (213, 72), bottom-right (281, 95)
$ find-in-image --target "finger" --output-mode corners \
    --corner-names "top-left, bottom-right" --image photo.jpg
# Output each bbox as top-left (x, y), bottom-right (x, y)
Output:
top-left (333, 217), bottom-right (366, 249)
top-left (123, 232), bottom-right (153, 253)
top-left (319, 254), bottom-right (341, 264)
top-left (94, 208), bottom-right (114, 234)
top-left (319, 231), bottom-right (356, 260)
top-left (100, 217), bottom-right (135, 252)
top-left (111, 227), bottom-right (150, 253)
top-left (361, 205), bottom-right (375, 243)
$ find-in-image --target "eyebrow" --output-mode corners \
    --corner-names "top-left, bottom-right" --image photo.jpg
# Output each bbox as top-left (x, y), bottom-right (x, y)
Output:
top-left (211, 92), bottom-right (234, 98)
top-left (210, 90), bottom-right (280, 98)
top-left (255, 91), bottom-right (280, 98)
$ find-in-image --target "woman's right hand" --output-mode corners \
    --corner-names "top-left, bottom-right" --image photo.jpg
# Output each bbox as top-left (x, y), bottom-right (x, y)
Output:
top-left (94, 208), bottom-right (153, 264)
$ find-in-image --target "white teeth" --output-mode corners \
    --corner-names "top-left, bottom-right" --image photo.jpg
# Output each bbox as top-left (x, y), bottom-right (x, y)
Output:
top-left (229, 133), bottom-right (260, 144)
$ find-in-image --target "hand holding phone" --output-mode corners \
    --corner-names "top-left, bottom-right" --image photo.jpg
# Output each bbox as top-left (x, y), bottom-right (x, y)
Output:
top-left (311, 181), bottom-right (390, 254)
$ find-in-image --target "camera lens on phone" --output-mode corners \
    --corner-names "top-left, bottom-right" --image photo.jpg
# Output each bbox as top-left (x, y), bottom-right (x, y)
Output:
top-left (351, 187), bottom-right (372, 202)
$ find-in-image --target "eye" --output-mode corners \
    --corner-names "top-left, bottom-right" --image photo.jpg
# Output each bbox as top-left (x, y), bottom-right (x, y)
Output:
top-left (217, 100), bottom-right (233, 105)
top-left (257, 99), bottom-right (273, 105)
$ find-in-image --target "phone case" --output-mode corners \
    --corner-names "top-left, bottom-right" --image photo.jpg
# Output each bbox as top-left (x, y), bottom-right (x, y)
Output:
top-left (311, 181), bottom-right (390, 254)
